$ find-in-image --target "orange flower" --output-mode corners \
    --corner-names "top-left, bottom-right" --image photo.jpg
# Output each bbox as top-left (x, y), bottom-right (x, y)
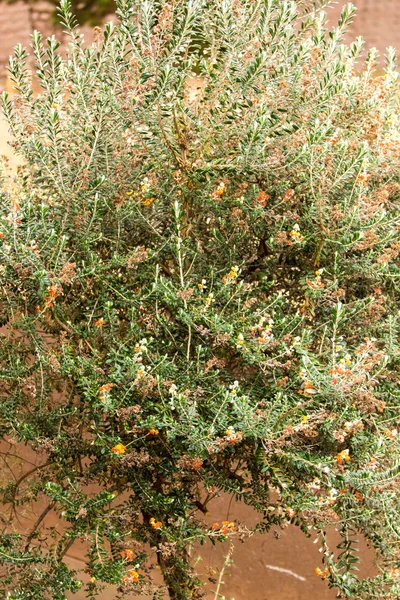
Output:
top-left (44, 284), bottom-right (62, 307)
top-left (336, 449), bottom-right (350, 464)
top-left (128, 570), bottom-right (139, 582)
top-left (11, 198), bottom-right (21, 212)
top-left (148, 428), bottom-right (159, 435)
top-left (143, 197), bottom-right (154, 206)
top-left (213, 521), bottom-right (235, 534)
top-left (149, 517), bottom-right (162, 529)
top-left (47, 285), bottom-right (59, 297)
top-left (99, 383), bottom-right (114, 400)
top-left (173, 170), bottom-right (183, 183)
top-left (94, 318), bottom-right (105, 328)
top-left (99, 383), bottom-right (113, 394)
top-left (222, 520), bottom-right (235, 529)
top-left (255, 191), bottom-right (270, 207)
top-left (354, 491), bottom-right (362, 502)
top-left (220, 520), bottom-right (235, 534)
top-left (285, 507), bottom-right (296, 518)
top-left (306, 279), bottom-right (325, 290)
top-left (222, 265), bottom-right (239, 283)
top-left (211, 181), bottom-right (226, 200)
top-left (120, 548), bottom-right (134, 561)
top-left (302, 380), bottom-right (317, 396)
top-left (384, 428), bottom-right (398, 440)
top-left (221, 526), bottom-right (229, 534)
top-left (387, 568), bottom-right (399, 578)
top-left (111, 443), bottom-right (126, 455)
top-left (283, 189), bottom-right (295, 202)
top-left (122, 570), bottom-right (139, 583)
top-left (356, 172), bottom-right (371, 185)
top-left (314, 567), bottom-right (329, 578)
top-left (0, 233), bottom-right (4, 238)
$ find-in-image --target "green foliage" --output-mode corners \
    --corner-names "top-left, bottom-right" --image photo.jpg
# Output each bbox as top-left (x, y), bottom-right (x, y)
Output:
top-left (3, 0), bottom-right (115, 26)
top-left (1, 1), bottom-right (400, 598)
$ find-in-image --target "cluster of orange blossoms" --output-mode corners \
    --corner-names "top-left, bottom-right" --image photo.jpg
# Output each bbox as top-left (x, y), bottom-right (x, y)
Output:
top-left (120, 548), bottom-right (134, 561)
top-left (211, 181), bottom-right (226, 200)
top-left (44, 284), bottom-right (62, 308)
top-left (386, 568), bottom-right (400, 578)
top-left (288, 224), bottom-right (304, 244)
top-left (336, 449), bottom-right (350, 464)
top-left (356, 171), bottom-right (371, 185)
top-left (212, 521), bottom-right (235, 535)
top-left (384, 428), bottom-right (398, 440)
top-left (99, 383), bottom-right (114, 401)
top-left (222, 265), bottom-right (239, 283)
top-left (111, 443), bottom-right (126, 455)
top-left (314, 567), bottom-right (329, 578)
top-left (122, 570), bottom-right (139, 584)
top-left (298, 380), bottom-right (317, 396)
top-left (329, 364), bottom-right (352, 380)
top-left (284, 507), bottom-right (296, 518)
top-left (225, 426), bottom-right (243, 444)
top-left (306, 269), bottom-right (325, 290)
top-left (150, 517), bottom-right (162, 529)
top-left (255, 190), bottom-right (270, 207)
top-left (337, 487), bottom-right (362, 502)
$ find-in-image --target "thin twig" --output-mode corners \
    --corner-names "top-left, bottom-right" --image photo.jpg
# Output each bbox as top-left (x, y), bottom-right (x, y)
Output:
top-left (213, 544), bottom-right (234, 600)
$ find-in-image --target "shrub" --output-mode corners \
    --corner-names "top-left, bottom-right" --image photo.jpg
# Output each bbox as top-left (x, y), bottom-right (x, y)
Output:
top-left (1, 1), bottom-right (400, 598)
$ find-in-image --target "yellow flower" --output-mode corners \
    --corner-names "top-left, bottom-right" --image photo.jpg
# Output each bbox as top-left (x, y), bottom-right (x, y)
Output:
top-left (223, 265), bottom-right (239, 282)
top-left (111, 443), bottom-right (126, 455)
top-left (150, 517), bottom-right (162, 529)
top-left (289, 224), bottom-right (304, 242)
top-left (143, 197), bottom-right (154, 206)
top-left (336, 449), bottom-right (350, 464)
top-left (236, 333), bottom-right (245, 349)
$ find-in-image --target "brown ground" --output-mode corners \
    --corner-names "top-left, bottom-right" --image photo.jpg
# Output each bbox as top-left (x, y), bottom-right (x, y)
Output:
top-left (0, 1), bottom-right (396, 598)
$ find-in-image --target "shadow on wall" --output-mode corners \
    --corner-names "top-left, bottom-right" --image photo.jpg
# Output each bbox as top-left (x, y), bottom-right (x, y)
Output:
top-left (63, 492), bottom-right (377, 600)
top-left (0, 433), bottom-right (376, 600)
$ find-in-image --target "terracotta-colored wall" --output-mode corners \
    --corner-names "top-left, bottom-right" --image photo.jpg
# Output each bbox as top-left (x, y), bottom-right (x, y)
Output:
top-left (0, 1), bottom-right (399, 75)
